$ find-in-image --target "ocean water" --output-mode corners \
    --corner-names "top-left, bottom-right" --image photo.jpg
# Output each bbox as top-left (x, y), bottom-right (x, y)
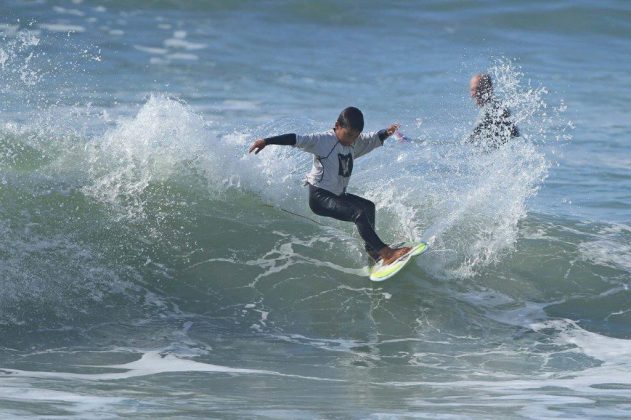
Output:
top-left (1, 0), bottom-right (630, 418)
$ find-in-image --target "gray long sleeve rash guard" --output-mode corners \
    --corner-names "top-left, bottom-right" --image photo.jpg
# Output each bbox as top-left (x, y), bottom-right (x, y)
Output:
top-left (264, 129), bottom-right (388, 196)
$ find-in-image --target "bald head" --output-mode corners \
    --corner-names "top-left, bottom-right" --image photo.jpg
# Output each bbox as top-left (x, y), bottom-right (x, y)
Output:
top-left (470, 73), bottom-right (493, 106)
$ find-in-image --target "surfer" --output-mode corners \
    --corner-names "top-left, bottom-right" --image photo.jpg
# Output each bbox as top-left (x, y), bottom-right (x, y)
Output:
top-left (466, 73), bottom-right (519, 148)
top-left (249, 106), bottom-right (411, 265)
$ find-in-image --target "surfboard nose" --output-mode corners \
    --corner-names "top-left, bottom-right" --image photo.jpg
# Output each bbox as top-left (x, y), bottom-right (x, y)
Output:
top-left (369, 241), bottom-right (428, 281)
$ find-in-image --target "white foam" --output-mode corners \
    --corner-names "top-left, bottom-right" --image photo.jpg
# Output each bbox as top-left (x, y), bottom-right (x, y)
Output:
top-left (0, 383), bottom-right (124, 415)
top-left (1, 351), bottom-right (343, 382)
top-left (0, 24), bottom-right (19, 36)
top-left (0, 352), bottom-right (267, 381)
top-left (273, 333), bottom-right (367, 354)
top-left (221, 99), bottom-right (259, 111)
top-left (531, 319), bottom-right (631, 364)
top-left (163, 37), bottom-right (207, 51)
top-left (82, 95), bottom-right (210, 222)
top-left (134, 45), bottom-right (168, 55)
top-left (374, 360), bottom-right (631, 415)
top-left (39, 23), bottom-right (86, 33)
top-left (0, 49), bottom-right (7, 68)
top-left (149, 57), bottom-right (167, 65)
top-left (244, 234), bottom-right (367, 288)
top-left (580, 239), bottom-right (631, 271)
top-left (578, 223), bottom-right (631, 272)
top-left (166, 52), bottom-right (199, 61)
top-left (53, 6), bottom-right (86, 17)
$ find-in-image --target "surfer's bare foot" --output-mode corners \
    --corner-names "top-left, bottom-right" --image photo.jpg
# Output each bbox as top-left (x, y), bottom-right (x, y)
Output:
top-left (379, 246), bottom-right (412, 265)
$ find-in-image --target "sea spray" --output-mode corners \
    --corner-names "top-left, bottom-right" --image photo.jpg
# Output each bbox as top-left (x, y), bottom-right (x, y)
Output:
top-left (355, 59), bottom-right (567, 278)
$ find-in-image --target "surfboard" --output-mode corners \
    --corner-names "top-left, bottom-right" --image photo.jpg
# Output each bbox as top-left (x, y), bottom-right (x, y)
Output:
top-left (369, 241), bottom-right (428, 282)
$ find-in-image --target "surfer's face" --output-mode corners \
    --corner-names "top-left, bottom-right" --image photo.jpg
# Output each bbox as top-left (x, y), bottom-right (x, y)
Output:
top-left (334, 122), bottom-right (361, 145)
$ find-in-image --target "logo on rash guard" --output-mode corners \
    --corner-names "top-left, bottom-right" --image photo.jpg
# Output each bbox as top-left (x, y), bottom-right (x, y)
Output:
top-left (338, 153), bottom-right (353, 177)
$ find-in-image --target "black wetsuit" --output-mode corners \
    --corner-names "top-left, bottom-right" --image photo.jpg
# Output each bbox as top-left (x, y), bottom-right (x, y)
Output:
top-left (468, 100), bottom-right (519, 148)
top-left (308, 184), bottom-right (385, 259)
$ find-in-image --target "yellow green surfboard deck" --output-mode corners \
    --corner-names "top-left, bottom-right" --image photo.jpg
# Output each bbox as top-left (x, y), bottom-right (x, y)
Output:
top-left (369, 241), bottom-right (428, 282)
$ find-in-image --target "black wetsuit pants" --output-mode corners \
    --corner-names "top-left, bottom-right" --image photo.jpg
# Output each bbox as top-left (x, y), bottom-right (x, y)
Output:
top-left (308, 184), bottom-right (386, 259)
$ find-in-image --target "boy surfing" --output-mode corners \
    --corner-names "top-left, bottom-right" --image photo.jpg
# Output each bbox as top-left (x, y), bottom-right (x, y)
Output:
top-left (249, 106), bottom-right (411, 266)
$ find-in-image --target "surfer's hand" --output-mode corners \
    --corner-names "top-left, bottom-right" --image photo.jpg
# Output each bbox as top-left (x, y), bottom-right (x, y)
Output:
top-left (249, 139), bottom-right (266, 154)
top-left (385, 124), bottom-right (400, 137)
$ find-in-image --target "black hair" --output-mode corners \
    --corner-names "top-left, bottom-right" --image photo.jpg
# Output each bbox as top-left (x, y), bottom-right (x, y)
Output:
top-left (337, 106), bottom-right (364, 132)
top-left (478, 73), bottom-right (493, 94)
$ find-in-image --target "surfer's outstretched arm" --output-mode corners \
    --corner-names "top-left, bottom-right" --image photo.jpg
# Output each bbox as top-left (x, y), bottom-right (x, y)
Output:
top-left (249, 133), bottom-right (297, 154)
